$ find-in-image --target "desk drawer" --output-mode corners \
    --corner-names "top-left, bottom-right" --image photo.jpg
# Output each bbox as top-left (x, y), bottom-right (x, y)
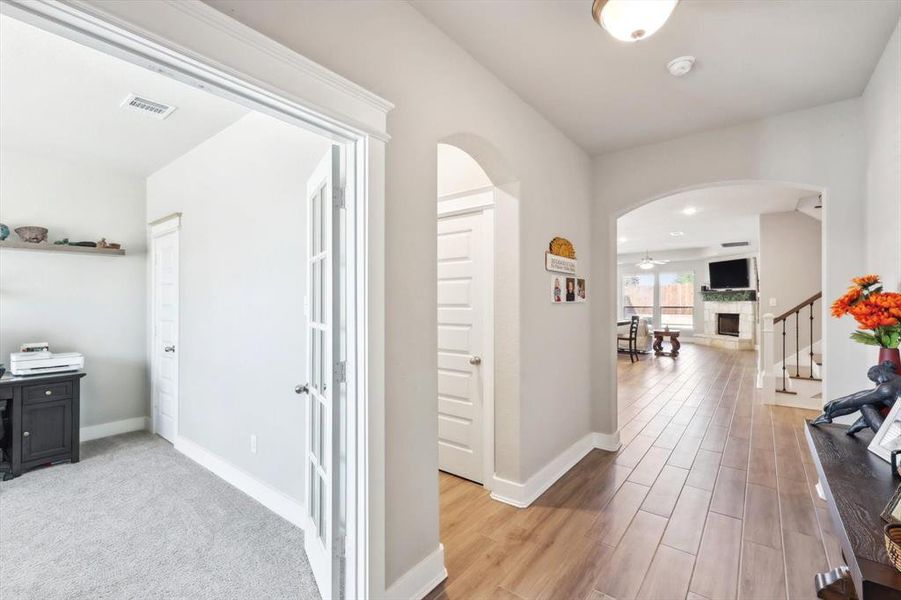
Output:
top-left (23, 381), bottom-right (73, 403)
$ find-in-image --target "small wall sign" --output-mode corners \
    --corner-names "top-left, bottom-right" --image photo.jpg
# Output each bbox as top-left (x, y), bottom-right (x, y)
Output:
top-left (546, 252), bottom-right (577, 275)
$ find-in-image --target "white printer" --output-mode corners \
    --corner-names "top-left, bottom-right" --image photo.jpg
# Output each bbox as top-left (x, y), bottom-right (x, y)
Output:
top-left (10, 350), bottom-right (84, 376)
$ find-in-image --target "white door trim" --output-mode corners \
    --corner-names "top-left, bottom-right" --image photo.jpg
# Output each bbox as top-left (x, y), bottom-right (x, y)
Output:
top-left (0, 3), bottom-right (389, 597)
top-left (437, 193), bottom-right (495, 490)
top-left (149, 214), bottom-right (180, 442)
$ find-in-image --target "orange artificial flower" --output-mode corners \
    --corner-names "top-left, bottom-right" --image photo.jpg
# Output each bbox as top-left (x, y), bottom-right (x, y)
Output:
top-left (852, 274), bottom-right (881, 287)
top-left (830, 286), bottom-right (861, 317)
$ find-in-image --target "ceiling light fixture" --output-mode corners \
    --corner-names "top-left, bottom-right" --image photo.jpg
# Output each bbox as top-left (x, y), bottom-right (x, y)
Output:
top-left (669, 231), bottom-right (685, 236)
top-left (592, 0), bottom-right (679, 43)
top-left (681, 206), bottom-right (697, 215)
top-left (618, 236), bottom-right (628, 243)
top-left (637, 251), bottom-right (670, 270)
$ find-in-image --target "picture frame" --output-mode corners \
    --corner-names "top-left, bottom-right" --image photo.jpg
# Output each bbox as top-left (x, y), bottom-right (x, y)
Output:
top-left (881, 484), bottom-right (901, 524)
top-left (869, 399), bottom-right (901, 463)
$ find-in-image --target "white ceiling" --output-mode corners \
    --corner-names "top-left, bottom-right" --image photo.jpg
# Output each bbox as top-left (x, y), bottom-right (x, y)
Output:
top-left (616, 183), bottom-right (817, 260)
top-left (0, 15), bottom-right (249, 177)
top-left (411, 0), bottom-right (901, 154)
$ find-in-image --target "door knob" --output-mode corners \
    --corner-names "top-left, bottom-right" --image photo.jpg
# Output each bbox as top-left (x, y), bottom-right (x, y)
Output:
top-left (22, 431), bottom-right (30, 438)
top-left (164, 345), bottom-right (176, 353)
top-left (469, 356), bottom-right (482, 365)
top-left (295, 383), bottom-right (310, 395)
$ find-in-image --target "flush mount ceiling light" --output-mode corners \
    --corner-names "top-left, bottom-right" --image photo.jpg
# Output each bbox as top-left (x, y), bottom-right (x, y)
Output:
top-left (681, 206), bottom-right (697, 215)
top-left (592, 0), bottom-right (679, 43)
top-left (669, 230), bottom-right (685, 236)
top-left (618, 236), bottom-right (628, 242)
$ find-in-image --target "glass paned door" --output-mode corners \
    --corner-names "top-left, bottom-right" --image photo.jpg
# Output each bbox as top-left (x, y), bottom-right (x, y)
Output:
top-left (622, 274), bottom-right (654, 321)
top-left (305, 146), bottom-right (342, 599)
top-left (660, 271), bottom-right (695, 329)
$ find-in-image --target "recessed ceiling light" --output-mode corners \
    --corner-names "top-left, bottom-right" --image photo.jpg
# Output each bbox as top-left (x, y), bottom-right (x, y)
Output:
top-left (682, 207), bottom-right (697, 215)
top-left (667, 55), bottom-right (695, 77)
top-left (669, 231), bottom-right (684, 236)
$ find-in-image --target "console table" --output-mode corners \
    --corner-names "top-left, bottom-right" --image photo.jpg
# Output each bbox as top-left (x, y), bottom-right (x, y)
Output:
top-left (806, 421), bottom-right (901, 599)
top-left (0, 371), bottom-right (84, 480)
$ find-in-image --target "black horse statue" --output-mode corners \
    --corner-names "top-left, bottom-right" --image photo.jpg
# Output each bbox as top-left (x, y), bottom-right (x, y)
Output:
top-left (812, 361), bottom-right (901, 435)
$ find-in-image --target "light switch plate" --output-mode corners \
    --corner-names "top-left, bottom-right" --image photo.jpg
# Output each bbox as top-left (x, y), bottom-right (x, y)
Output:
top-left (769, 298), bottom-right (777, 307)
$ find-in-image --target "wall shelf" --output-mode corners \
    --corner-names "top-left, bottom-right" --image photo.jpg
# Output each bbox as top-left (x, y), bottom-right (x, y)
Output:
top-left (0, 240), bottom-right (125, 256)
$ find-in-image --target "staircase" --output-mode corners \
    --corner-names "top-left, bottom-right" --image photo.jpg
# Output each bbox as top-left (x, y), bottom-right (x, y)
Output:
top-left (758, 292), bottom-right (824, 409)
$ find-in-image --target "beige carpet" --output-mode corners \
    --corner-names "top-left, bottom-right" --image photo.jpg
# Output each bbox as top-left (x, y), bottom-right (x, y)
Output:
top-left (0, 432), bottom-right (320, 600)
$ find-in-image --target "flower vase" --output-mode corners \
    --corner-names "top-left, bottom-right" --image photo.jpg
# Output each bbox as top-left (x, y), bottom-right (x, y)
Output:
top-left (879, 347), bottom-right (901, 375)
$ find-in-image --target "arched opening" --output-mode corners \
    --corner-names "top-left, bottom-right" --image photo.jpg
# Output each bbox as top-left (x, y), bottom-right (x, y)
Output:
top-left (612, 179), bottom-right (827, 447)
top-left (434, 138), bottom-right (522, 547)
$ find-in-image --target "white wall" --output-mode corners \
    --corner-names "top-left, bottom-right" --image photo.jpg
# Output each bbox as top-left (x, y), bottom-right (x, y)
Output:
top-left (437, 143), bottom-right (491, 198)
top-left (758, 210), bottom-right (822, 354)
top-left (200, 1), bottom-right (594, 585)
top-left (146, 112), bottom-right (330, 503)
top-left (863, 19), bottom-right (901, 292)
top-left (0, 148), bottom-right (148, 428)
top-left (592, 99), bottom-right (869, 435)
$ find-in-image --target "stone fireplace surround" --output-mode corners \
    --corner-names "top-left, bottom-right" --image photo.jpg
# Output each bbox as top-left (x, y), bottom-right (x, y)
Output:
top-left (696, 299), bottom-right (756, 350)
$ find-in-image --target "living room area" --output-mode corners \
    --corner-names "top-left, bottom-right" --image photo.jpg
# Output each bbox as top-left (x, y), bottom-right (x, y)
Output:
top-left (616, 182), bottom-right (823, 374)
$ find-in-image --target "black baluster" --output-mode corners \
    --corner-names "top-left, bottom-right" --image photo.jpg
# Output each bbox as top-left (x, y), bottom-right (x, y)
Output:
top-left (782, 319), bottom-right (787, 392)
top-left (809, 300), bottom-right (815, 379)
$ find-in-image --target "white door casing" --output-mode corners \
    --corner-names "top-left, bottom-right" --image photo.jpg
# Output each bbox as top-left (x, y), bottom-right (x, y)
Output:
top-left (436, 204), bottom-right (494, 484)
top-left (150, 215), bottom-right (180, 443)
top-left (305, 146), bottom-right (343, 598)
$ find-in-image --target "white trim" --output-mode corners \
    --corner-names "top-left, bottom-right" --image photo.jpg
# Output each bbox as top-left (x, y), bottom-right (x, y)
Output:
top-left (149, 212), bottom-right (181, 234)
top-left (80, 416), bottom-right (148, 442)
top-left (384, 544), bottom-right (447, 600)
top-left (436, 189), bottom-right (495, 218)
top-left (175, 435), bottom-right (307, 528)
top-left (488, 431), bottom-right (622, 508)
top-left (437, 185), bottom-right (495, 203)
top-left (592, 430), bottom-right (622, 452)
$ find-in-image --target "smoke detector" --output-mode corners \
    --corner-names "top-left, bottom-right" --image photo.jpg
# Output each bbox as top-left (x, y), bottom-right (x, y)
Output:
top-left (121, 94), bottom-right (176, 120)
top-left (667, 55), bottom-right (695, 77)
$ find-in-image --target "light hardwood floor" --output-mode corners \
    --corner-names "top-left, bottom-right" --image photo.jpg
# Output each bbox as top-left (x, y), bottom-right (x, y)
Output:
top-left (426, 344), bottom-right (840, 600)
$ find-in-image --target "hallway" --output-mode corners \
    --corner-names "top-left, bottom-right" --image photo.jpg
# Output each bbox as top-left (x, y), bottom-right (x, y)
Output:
top-left (428, 344), bottom-right (839, 600)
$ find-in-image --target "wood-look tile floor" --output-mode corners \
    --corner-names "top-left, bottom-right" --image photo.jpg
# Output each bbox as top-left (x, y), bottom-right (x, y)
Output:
top-left (426, 344), bottom-right (840, 600)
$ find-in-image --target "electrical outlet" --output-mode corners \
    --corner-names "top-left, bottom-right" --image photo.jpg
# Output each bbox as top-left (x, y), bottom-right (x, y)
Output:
top-left (769, 297), bottom-right (777, 307)
top-left (250, 434), bottom-right (257, 454)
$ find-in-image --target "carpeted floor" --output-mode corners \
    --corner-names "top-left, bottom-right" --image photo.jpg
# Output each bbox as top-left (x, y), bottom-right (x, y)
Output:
top-left (0, 432), bottom-right (321, 600)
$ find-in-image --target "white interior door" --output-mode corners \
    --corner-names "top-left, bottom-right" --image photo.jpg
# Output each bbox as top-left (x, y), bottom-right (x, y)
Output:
top-left (437, 210), bottom-right (490, 484)
top-left (151, 218), bottom-right (179, 443)
top-left (303, 146), bottom-right (342, 599)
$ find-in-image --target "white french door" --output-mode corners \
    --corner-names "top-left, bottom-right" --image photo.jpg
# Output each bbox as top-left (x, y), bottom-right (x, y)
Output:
top-left (303, 146), bottom-right (343, 599)
top-left (150, 217), bottom-right (179, 443)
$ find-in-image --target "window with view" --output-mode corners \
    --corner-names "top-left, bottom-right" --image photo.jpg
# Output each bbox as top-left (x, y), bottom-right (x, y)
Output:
top-left (659, 271), bottom-right (694, 329)
top-left (622, 274), bottom-right (654, 321)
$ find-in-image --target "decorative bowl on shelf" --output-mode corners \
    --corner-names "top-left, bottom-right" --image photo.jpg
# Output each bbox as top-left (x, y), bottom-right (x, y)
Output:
top-left (14, 226), bottom-right (49, 243)
top-left (0, 223), bottom-right (9, 241)
top-left (886, 523), bottom-right (901, 572)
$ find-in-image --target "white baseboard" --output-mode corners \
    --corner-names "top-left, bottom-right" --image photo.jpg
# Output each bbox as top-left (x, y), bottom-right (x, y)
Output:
top-left (490, 431), bottom-right (614, 508)
top-left (80, 416), bottom-right (148, 442)
top-left (174, 435), bottom-right (306, 529)
top-left (592, 430), bottom-right (622, 452)
top-left (384, 543), bottom-right (447, 600)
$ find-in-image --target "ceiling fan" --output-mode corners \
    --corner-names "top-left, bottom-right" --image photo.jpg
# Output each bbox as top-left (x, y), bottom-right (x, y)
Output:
top-left (637, 251), bottom-right (669, 270)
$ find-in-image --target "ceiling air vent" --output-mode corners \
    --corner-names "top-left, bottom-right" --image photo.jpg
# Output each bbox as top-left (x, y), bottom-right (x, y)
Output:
top-left (721, 241), bottom-right (750, 248)
top-left (121, 94), bottom-right (176, 120)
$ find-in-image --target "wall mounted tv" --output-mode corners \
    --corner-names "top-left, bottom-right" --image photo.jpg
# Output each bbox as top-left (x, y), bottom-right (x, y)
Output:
top-left (709, 258), bottom-right (750, 289)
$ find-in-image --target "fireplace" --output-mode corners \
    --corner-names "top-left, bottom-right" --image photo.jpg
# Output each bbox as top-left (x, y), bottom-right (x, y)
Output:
top-left (717, 313), bottom-right (740, 337)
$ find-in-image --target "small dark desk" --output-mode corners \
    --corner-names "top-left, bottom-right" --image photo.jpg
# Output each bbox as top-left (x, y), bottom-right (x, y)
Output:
top-left (0, 371), bottom-right (85, 480)
top-left (805, 421), bottom-right (901, 599)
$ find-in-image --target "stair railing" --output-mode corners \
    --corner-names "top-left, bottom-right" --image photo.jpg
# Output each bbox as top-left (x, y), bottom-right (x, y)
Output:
top-left (767, 292), bottom-right (822, 395)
